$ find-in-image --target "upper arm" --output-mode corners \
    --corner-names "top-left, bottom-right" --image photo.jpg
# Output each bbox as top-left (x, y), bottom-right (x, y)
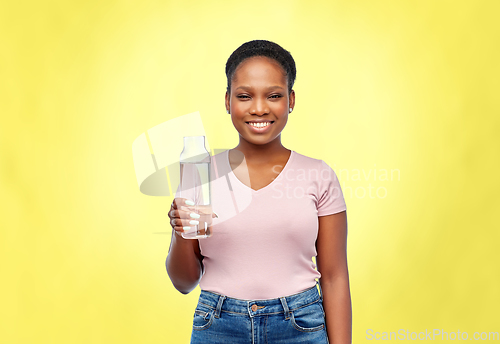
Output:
top-left (316, 211), bottom-right (348, 281)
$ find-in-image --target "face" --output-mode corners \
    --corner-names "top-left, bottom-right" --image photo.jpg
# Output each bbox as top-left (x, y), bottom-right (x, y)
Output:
top-left (225, 56), bottom-right (295, 147)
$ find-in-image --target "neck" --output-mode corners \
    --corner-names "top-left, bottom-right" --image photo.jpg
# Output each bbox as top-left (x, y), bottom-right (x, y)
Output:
top-left (233, 136), bottom-right (290, 162)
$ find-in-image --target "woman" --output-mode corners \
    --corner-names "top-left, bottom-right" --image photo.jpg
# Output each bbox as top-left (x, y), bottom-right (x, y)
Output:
top-left (166, 40), bottom-right (351, 344)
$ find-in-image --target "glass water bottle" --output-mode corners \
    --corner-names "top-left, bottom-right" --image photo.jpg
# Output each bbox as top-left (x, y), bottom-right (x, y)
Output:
top-left (179, 136), bottom-right (212, 239)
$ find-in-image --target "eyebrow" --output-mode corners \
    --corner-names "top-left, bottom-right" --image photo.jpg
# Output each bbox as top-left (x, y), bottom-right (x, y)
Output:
top-left (235, 85), bottom-right (284, 91)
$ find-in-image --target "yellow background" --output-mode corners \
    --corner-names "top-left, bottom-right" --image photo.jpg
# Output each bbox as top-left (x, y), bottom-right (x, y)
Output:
top-left (1, 0), bottom-right (499, 343)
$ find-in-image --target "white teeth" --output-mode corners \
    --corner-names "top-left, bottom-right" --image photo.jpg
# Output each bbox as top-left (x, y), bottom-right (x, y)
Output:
top-left (249, 122), bottom-right (271, 128)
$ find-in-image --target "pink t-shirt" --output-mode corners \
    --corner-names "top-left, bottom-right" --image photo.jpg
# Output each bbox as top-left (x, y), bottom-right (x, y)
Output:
top-left (175, 150), bottom-right (346, 300)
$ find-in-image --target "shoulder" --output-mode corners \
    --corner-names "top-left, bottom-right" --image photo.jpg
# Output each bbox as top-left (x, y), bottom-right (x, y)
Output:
top-left (290, 151), bottom-right (341, 187)
top-left (291, 150), bottom-right (331, 171)
top-left (211, 149), bottom-right (228, 161)
top-left (209, 149), bottom-right (231, 179)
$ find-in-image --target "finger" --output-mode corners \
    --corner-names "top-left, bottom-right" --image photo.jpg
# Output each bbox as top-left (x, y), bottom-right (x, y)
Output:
top-left (171, 222), bottom-right (200, 236)
top-left (178, 206), bottom-right (202, 218)
top-left (212, 212), bottom-right (219, 218)
top-left (179, 205), bottom-right (200, 215)
top-left (170, 217), bottom-right (200, 228)
top-left (172, 198), bottom-right (195, 210)
top-left (185, 209), bottom-right (201, 220)
top-left (172, 225), bottom-right (188, 236)
top-left (168, 207), bottom-right (200, 222)
top-left (168, 208), bottom-right (180, 219)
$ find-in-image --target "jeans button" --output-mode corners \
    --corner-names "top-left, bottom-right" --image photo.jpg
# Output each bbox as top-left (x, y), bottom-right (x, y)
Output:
top-left (251, 304), bottom-right (258, 312)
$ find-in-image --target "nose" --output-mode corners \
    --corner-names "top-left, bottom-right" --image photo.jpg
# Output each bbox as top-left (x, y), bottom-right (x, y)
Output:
top-left (250, 97), bottom-right (269, 116)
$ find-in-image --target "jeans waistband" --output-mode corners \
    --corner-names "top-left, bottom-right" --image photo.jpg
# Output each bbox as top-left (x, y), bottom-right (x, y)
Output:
top-left (197, 283), bottom-right (323, 319)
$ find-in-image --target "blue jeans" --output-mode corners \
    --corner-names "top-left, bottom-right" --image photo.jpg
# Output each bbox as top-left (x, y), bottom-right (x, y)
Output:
top-left (190, 283), bottom-right (329, 344)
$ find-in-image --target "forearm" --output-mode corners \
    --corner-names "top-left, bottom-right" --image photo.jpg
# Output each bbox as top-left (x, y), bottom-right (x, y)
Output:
top-left (166, 231), bottom-right (203, 294)
top-left (321, 275), bottom-right (352, 344)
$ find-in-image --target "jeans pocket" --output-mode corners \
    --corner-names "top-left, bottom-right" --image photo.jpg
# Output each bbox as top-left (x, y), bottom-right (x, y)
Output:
top-left (192, 304), bottom-right (214, 331)
top-left (290, 301), bottom-right (325, 333)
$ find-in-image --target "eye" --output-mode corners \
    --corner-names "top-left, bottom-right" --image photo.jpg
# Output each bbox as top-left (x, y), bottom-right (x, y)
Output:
top-left (237, 95), bottom-right (250, 99)
top-left (269, 94), bottom-right (283, 99)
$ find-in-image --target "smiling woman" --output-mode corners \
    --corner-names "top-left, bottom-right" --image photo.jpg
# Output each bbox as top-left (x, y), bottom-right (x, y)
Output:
top-left (166, 40), bottom-right (351, 344)
top-left (226, 55), bottom-right (294, 147)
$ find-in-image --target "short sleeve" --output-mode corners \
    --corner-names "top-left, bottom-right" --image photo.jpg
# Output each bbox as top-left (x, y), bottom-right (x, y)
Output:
top-left (317, 160), bottom-right (347, 216)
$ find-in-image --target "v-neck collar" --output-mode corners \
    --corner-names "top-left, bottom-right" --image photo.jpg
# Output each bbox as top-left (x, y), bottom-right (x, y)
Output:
top-left (226, 149), bottom-right (295, 194)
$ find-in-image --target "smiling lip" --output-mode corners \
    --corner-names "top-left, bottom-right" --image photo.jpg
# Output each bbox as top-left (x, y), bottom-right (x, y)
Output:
top-left (245, 121), bottom-right (274, 134)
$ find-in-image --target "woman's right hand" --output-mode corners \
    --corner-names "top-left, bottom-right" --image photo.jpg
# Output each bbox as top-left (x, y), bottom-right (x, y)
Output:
top-left (168, 198), bottom-right (219, 237)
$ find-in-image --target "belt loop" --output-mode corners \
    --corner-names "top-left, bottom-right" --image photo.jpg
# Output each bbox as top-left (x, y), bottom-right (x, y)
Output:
top-left (279, 297), bottom-right (290, 320)
top-left (317, 280), bottom-right (323, 302)
top-left (214, 295), bottom-right (226, 319)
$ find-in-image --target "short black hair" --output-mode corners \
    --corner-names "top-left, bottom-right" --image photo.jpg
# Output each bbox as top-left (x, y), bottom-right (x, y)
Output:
top-left (225, 40), bottom-right (296, 95)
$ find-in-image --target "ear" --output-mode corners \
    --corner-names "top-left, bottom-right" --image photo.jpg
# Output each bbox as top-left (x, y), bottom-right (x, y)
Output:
top-left (225, 91), bottom-right (230, 113)
top-left (289, 90), bottom-right (295, 111)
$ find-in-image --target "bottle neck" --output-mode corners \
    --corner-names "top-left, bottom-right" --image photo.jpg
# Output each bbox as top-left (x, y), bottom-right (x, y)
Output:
top-left (181, 136), bottom-right (210, 163)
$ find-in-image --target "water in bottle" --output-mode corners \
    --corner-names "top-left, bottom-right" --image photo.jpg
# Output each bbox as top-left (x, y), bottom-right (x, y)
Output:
top-left (179, 136), bottom-right (212, 239)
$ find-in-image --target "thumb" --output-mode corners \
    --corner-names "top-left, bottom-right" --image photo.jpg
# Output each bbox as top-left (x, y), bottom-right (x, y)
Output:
top-left (212, 212), bottom-right (219, 219)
